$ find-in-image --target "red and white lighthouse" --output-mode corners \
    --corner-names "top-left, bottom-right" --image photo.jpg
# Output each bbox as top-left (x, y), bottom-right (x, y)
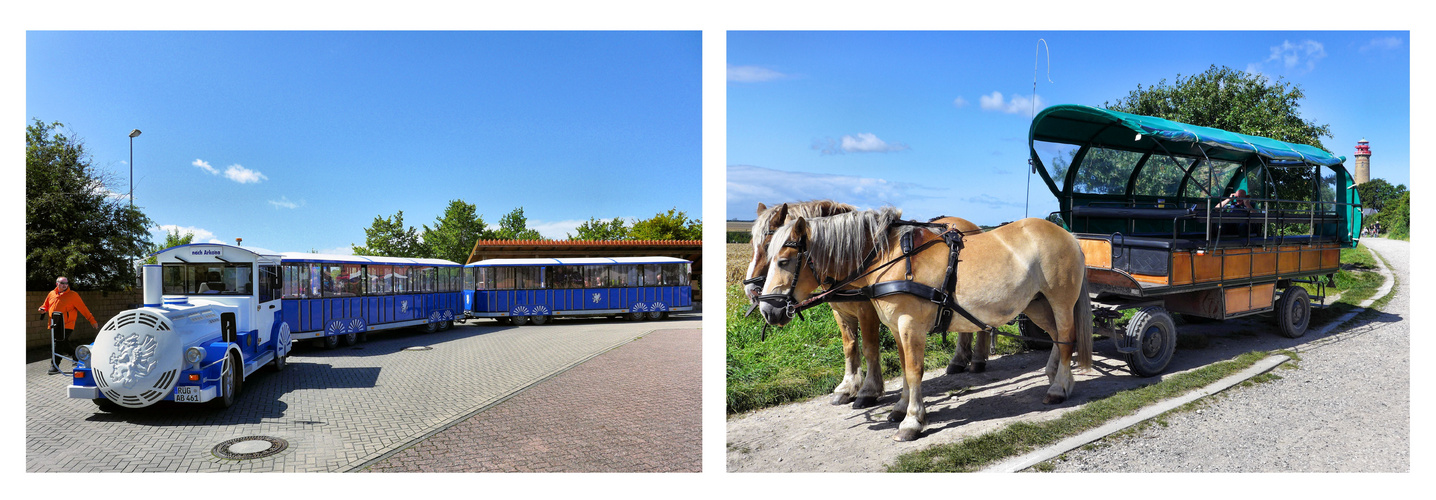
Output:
top-left (1354, 138), bottom-right (1371, 185)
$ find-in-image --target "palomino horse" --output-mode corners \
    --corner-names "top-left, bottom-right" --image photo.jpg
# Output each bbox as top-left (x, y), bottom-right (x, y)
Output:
top-left (756, 206), bottom-right (1092, 441)
top-left (743, 202), bottom-right (988, 408)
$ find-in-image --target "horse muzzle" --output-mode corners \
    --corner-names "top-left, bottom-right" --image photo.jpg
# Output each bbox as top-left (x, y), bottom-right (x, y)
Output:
top-left (755, 293), bottom-right (796, 326)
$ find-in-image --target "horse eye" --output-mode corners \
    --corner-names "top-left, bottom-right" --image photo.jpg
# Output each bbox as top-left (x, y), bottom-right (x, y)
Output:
top-left (776, 258), bottom-right (790, 267)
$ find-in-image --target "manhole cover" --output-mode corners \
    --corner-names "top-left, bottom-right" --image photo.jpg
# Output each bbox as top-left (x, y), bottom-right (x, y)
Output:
top-left (212, 436), bottom-right (288, 460)
top-left (403, 346), bottom-right (433, 351)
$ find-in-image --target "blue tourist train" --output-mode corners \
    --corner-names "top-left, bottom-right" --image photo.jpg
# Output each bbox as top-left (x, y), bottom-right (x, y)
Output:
top-left (66, 243), bottom-right (462, 411)
top-left (462, 256), bottom-right (693, 325)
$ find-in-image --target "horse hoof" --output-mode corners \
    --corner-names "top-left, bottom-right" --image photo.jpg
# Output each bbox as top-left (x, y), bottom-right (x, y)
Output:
top-left (1043, 393), bottom-right (1066, 405)
top-left (886, 411), bottom-right (905, 423)
top-left (852, 396), bottom-right (877, 409)
top-left (893, 429), bottom-right (920, 441)
top-left (946, 364), bottom-right (967, 375)
top-left (971, 362), bottom-right (986, 373)
top-left (830, 393), bottom-right (855, 406)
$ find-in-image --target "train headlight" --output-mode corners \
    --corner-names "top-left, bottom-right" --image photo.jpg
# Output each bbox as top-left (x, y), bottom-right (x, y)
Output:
top-left (185, 347), bottom-right (206, 365)
top-left (75, 345), bottom-right (91, 362)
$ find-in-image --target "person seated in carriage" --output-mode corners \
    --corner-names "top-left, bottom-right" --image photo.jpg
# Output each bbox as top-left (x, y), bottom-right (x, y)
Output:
top-left (1215, 189), bottom-right (1256, 237)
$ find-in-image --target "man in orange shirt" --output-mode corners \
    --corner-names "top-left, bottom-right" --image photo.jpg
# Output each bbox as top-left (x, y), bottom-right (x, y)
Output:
top-left (38, 276), bottom-right (99, 373)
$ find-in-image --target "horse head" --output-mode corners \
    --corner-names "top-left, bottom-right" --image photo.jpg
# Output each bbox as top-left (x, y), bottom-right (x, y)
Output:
top-left (756, 215), bottom-right (823, 326)
top-left (742, 202), bottom-right (789, 301)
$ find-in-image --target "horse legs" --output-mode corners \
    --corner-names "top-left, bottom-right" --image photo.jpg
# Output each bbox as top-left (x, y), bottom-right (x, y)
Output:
top-left (830, 310), bottom-right (861, 406)
top-left (853, 306), bottom-right (884, 408)
top-left (945, 331), bottom-right (973, 374)
top-left (891, 315), bottom-right (927, 441)
top-left (1043, 302), bottom-right (1078, 404)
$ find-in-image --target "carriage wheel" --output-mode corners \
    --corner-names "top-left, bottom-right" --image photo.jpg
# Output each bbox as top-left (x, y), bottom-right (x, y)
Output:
top-left (627, 311), bottom-right (644, 321)
top-left (1124, 306), bottom-right (1176, 377)
top-left (424, 321), bottom-right (438, 334)
top-left (1275, 286), bottom-right (1311, 338)
top-left (341, 331), bottom-right (358, 346)
top-left (512, 315), bottom-right (529, 326)
top-left (531, 315), bottom-right (548, 325)
top-left (646, 310), bottom-right (663, 321)
top-left (321, 335), bottom-right (340, 349)
top-left (1017, 315), bottom-right (1051, 351)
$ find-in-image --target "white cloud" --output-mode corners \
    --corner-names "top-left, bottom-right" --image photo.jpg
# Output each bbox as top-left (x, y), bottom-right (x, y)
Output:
top-left (192, 159), bottom-right (218, 175)
top-left (312, 246), bottom-right (354, 256)
top-left (151, 224), bottom-right (217, 245)
top-left (529, 219), bottom-right (598, 240)
top-left (224, 164), bottom-right (268, 184)
top-left (1265, 39), bottom-right (1326, 73)
top-left (268, 196), bottom-right (302, 209)
top-left (727, 65), bottom-right (787, 83)
top-left (727, 164), bottom-right (935, 216)
top-left (814, 133), bottom-right (909, 155)
top-left (1360, 36), bottom-right (1403, 53)
top-left (979, 91), bottom-right (1045, 114)
top-left (952, 96), bottom-right (968, 108)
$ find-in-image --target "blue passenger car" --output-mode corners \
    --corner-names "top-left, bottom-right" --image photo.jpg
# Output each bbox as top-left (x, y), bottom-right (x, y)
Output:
top-left (278, 253), bottom-right (463, 347)
top-left (463, 257), bottom-right (693, 325)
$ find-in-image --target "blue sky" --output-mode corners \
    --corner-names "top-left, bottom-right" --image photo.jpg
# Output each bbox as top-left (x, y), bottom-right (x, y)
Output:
top-left (727, 31), bottom-right (1411, 225)
top-left (27, 31), bottom-right (701, 255)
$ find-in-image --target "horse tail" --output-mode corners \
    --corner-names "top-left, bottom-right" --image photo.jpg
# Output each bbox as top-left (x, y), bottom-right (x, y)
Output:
top-left (1074, 272), bottom-right (1094, 371)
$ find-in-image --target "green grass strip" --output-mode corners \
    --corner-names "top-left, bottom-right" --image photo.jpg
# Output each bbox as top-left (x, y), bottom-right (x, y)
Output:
top-left (886, 350), bottom-right (1273, 472)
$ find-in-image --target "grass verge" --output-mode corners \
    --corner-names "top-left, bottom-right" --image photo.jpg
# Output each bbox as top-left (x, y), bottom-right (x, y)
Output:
top-left (885, 350), bottom-right (1276, 472)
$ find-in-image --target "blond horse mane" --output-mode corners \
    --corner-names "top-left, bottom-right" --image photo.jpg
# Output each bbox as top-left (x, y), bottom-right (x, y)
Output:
top-left (752, 200), bottom-right (858, 245)
top-left (769, 206), bottom-right (905, 282)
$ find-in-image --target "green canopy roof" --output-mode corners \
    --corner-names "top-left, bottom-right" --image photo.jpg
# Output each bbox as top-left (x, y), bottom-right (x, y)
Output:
top-left (1028, 104), bottom-right (1344, 167)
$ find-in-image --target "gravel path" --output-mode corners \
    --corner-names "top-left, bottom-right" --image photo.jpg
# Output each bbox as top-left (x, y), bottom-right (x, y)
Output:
top-left (1041, 237), bottom-right (1410, 472)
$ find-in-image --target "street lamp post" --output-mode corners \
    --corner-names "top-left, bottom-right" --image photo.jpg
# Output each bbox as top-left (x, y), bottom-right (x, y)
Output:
top-left (128, 129), bottom-right (142, 207)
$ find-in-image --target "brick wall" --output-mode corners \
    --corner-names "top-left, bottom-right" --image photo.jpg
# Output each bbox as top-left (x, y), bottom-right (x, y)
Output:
top-left (26, 289), bottom-right (144, 350)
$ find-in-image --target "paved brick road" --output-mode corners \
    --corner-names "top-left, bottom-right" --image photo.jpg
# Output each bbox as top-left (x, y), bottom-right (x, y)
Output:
top-left (26, 315), bottom-right (699, 472)
top-left (362, 327), bottom-right (701, 472)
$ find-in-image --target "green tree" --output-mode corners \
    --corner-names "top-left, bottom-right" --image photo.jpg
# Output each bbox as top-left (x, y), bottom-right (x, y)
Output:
top-left (144, 228), bottom-right (197, 264)
top-left (1104, 65), bottom-right (1333, 206)
top-left (1354, 178), bottom-right (1406, 212)
top-left (486, 206), bottom-right (543, 240)
top-left (629, 208), bottom-right (702, 241)
top-left (26, 119), bottom-right (153, 291)
top-left (1375, 191), bottom-right (1409, 240)
top-left (568, 216), bottom-right (629, 241)
top-left (422, 199), bottom-right (488, 264)
top-left (352, 210), bottom-right (427, 257)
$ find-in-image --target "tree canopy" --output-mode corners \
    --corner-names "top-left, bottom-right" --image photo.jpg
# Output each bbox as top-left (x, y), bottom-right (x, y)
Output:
top-left (1354, 178), bottom-right (1406, 212)
top-left (27, 119), bottom-right (153, 291)
top-left (629, 208), bottom-right (702, 241)
top-left (422, 200), bottom-right (488, 264)
top-left (568, 216), bottom-right (629, 241)
top-left (351, 210), bottom-right (426, 257)
top-left (145, 228), bottom-right (196, 264)
top-left (487, 206), bottom-right (543, 241)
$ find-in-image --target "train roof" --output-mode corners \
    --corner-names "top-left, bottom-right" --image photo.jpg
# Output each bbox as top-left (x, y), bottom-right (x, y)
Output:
top-left (278, 252), bottom-right (461, 266)
top-left (150, 243), bottom-right (280, 261)
top-left (466, 256), bottom-right (691, 267)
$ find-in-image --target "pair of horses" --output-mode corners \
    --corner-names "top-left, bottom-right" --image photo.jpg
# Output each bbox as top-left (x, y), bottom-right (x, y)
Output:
top-left (742, 201), bottom-right (1092, 442)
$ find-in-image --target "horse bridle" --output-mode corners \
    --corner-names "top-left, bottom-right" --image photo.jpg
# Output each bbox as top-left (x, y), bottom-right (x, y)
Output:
top-left (752, 236), bottom-right (818, 325)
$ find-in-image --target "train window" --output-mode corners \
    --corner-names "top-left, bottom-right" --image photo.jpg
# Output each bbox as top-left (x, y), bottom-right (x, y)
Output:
top-left (392, 266), bottom-right (409, 294)
top-left (309, 265), bottom-right (321, 297)
top-left (162, 263), bottom-right (253, 295)
top-left (584, 266), bottom-right (607, 288)
top-left (661, 264), bottom-right (681, 286)
top-left (259, 265), bottom-right (280, 302)
top-left (551, 266), bottom-right (577, 289)
top-left (368, 265), bottom-right (391, 294)
top-left (610, 265), bottom-right (637, 287)
top-left (642, 264), bottom-right (663, 286)
top-left (414, 266), bottom-right (432, 293)
top-left (477, 267), bottom-right (495, 290)
top-left (282, 264), bottom-right (308, 298)
top-left (515, 266), bottom-right (542, 289)
top-left (464, 267), bottom-right (476, 290)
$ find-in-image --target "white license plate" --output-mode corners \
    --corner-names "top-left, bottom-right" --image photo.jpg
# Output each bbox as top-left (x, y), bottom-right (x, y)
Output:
top-left (175, 386), bottom-right (202, 403)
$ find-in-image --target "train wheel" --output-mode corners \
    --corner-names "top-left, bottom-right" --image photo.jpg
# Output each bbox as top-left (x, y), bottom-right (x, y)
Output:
top-left (322, 335), bottom-right (339, 349)
top-left (512, 315), bottom-right (529, 326)
top-left (1017, 315), bottom-right (1051, 351)
top-left (425, 321), bottom-right (438, 334)
top-left (627, 311), bottom-right (644, 321)
top-left (1276, 286), bottom-right (1311, 338)
top-left (531, 315), bottom-right (548, 325)
top-left (1124, 306), bottom-right (1176, 377)
top-left (341, 331), bottom-right (358, 346)
top-left (211, 352), bottom-right (241, 409)
top-left (441, 320), bottom-right (453, 331)
top-left (271, 352), bottom-right (287, 372)
top-left (646, 311), bottom-right (663, 320)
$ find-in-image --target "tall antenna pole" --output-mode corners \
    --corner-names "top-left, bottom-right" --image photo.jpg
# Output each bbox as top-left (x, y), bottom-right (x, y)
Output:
top-left (1026, 39), bottom-right (1053, 219)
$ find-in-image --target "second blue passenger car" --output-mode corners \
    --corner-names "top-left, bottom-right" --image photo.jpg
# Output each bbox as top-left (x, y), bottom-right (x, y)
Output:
top-left (278, 253), bottom-right (464, 347)
top-left (463, 256), bottom-right (693, 325)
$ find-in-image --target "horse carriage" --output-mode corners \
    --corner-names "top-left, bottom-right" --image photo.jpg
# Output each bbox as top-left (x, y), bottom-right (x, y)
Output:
top-left (1028, 104), bottom-right (1362, 376)
top-left (743, 104), bottom-right (1360, 441)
